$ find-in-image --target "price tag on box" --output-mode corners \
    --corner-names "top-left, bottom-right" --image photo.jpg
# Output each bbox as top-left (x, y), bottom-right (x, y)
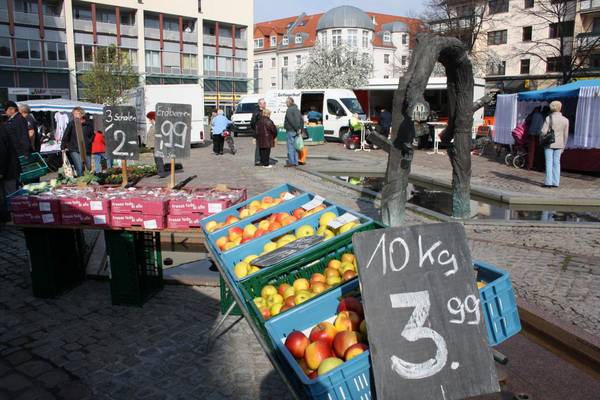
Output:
top-left (143, 219), bottom-right (158, 230)
top-left (328, 212), bottom-right (359, 230)
top-left (282, 192), bottom-right (295, 201)
top-left (41, 214), bottom-right (55, 224)
top-left (39, 202), bottom-right (51, 212)
top-left (93, 215), bottom-right (107, 225)
top-left (90, 201), bottom-right (104, 211)
top-left (301, 195), bottom-right (324, 211)
top-left (208, 203), bottom-right (223, 214)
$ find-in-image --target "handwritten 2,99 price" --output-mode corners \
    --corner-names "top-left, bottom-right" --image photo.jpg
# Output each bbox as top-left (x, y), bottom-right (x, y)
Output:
top-left (154, 103), bottom-right (192, 160)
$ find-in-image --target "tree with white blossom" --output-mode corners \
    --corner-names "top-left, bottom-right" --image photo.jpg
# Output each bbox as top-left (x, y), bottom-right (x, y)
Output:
top-left (295, 43), bottom-right (373, 89)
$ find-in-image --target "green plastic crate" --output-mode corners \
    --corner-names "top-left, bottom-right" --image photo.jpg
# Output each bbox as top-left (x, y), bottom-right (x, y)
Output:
top-left (219, 274), bottom-right (243, 316)
top-left (104, 231), bottom-right (164, 307)
top-left (19, 153), bottom-right (49, 183)
top-left (24, 228), bottom-right (86, 298)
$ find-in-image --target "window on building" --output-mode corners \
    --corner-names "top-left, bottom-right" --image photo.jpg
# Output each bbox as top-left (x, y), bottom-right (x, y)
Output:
top-left (120, 10), bottom-right (136, 26)
top-left (0, 0), bottom-right (8, 10)
top-left (270, 36), bottom-right (277, 46)
top-left (320, 31), bottom-right (328, 45)
top-left (96, 7), bottom-right (116, 24)
top-left (182, 54), bottom-right (197, 71)
top-left (362, 30), bottom-right (369, 48)
top-left (383, 31), bottom-right (391, 42)
top-left (203, 55), bottom-right (216, 72)
top-left (593, 17), bottom-right (600, 34)
top-left (296, 55), bottom-right (301, 66)
top-left (546, 56), bottom-right (569, 73)
top-left (29, 40), bottom-right (41, 59)
top-left (15, 40), bottom-right (28, 59)
top-left (14, 0), bottom-right (37, 14)
top-left (146, 50), bottom-right (160, 67)
top-left (0, 37), bottom-right (11, 58)
top-left (295, 34), bottom-right (303, 44)
top-left (282, 35), bottom-right (289, 45)
top-left (283, 56), bottom-right (288, 67)
top-left (487, 60), bottom-right (506, 75)
top-left (402, 55), bottom-right (407, 66)
top-left (523, 26), bottom-right (532, 42)
top-left (254, 59), bottom-right (263, 69)
top-left (549, 21), bottom-right (575, 38)
top-left (348, 29), bottom-right (358, 47)
top-left (488, 0), bottom-right (509, 14)
top-left (271, 57), bottom-right (276, 68)
top-left (384, 54), bottom-right (390, 64)
top-left (332, 29), bottom-right (342, 46)
top-left (254, 38), bottom-right (264, 48)
top-left (162, 17), bottom-right (180, 32)
top-left (524, 0), bottom-right (534, 8)
top-left (487, 30), bottom-right (508, 45)
top-left (271, 76), bottom-right (276, 88)
top-left (520, 59), bottom-right (530, 74)
top-left (384, 75), bottom-right (389, 79)
top-left (402, 34), bottom-right (408, 45)
top-left (73, 5), bottom-right (92, 21)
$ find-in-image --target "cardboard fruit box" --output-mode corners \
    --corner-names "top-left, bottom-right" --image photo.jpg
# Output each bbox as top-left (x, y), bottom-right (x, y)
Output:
top-left (12, 211), bottom-right (62, 226)
top-left (110, 213), bottom-right (167, 230)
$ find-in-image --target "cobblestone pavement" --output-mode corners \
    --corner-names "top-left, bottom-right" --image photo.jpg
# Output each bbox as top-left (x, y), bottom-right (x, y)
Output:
top-left (2, 137), bottom-right (599, 399)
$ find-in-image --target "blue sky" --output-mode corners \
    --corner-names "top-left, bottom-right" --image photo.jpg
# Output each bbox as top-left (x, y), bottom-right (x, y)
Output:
top-left (254, 0), bottom-right (425, 22)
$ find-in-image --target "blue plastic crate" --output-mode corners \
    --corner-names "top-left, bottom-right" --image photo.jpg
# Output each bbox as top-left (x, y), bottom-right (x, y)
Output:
top-left (219, 205), bottom-right (372, 284)
top-left (19, 153), bottom-right (49, 183)
top-left (265, 279), bottom-right (372, 400)
top-left (205, 193), bottom-right (333, 254)
top-left (200, 183), bottom-right (308, 233)
top-left (475, 260), bottom-right (521, 346)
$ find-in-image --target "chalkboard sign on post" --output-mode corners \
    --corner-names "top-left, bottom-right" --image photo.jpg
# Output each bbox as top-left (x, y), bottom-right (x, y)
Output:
top-left (155, 103), bottom-right (192, 188)
top-left (352, 223), bottom-right (499, 400)
top-left (103, 106), bottom-right (139, 185)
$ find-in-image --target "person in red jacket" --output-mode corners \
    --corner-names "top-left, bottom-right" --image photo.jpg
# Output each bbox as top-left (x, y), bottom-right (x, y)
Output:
top-left (91, 130), bottom-right (112, 172)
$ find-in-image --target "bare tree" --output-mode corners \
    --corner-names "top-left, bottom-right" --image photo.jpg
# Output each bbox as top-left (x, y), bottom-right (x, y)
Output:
top-left (514, 0), bottom-right (600, 84)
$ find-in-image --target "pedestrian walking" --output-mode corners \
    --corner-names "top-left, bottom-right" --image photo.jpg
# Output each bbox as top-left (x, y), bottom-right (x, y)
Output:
top-left (146, 111), bottom-right (167, 178)
top-left (379, 106), bottom-right (392, 138)
top-left (540, 101), bottom-right (569, 188)
top-left (250, 98), bottom-right (266, 166)
top-left (256, 109), bottom-right (277, 168)
top-left (284, 97), bottom-right (303, 167)
top-left (4, 101), bottom-right (31, 158)
top-left (0, 123), bottom-right (21, 222)
top-left (211, 109), bottom-right (230, 156)
top-left (60, 107), bottom-right (94, 176)
top-left (18, 104), bottom-right (39, 152)
top-left (91, 130), bottom-right (112, 172)
top-left (525, 106), bottom-right (544, 170)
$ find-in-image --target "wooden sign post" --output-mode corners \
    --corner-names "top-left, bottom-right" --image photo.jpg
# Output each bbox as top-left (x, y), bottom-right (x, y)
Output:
top-left (103, 106), bottom-right (138, 186)
top-left (352, 222), bottom-right (499, 400)
top-left (154, 103), bottom-right (192, 189)
top-left (73, 117), bottom-right (88, 173)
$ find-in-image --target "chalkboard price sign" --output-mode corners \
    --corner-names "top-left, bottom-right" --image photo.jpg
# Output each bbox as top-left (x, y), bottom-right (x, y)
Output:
top-left (103, 106), bottom-right (139, 160)
top-left (352, 223), bottom-right (499, 400)
top-left (155, 103), bottom-right (192, 160)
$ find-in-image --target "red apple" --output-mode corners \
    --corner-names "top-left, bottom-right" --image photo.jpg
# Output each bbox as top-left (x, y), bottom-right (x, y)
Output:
top-left (344, 343), bottom-right (368, 361)
top-left (260, 307), bottom-right (271, 320)
top-left (215, 236), bottom-right (228, 250)
top-left (275, 212), bottom-right (288, 224)
top-left (293, 208), bottom-right (306, 219)
top-left (285, 331), bottom-right (310, 359)
top-left (308, 370), bottom-right (318, 379)
top-left (309, 322), bottom-right (337, 347)
top-left (254, 228), bottom-right (268, 238)
top-left (268, 221), bottom-right (282, 232)
top-left (284, 296), bottom-right (296, 308)
top-left (310, 282), bottom-right (328, 294)
top-left (228, 226), bottom-right (243, 242)
top-left (278, 283), bottom-right (291, 297)
top-left (334, 311), bottom-right (361, 332)
top-left (342, 270), bottom-right (357, 282)
top-left (225, 215), bottom-right (240, 225)
top-left (298, 358), bottom-right (314, 376)
top-left (280, 304), bottom-right (292, 312)
top-left (305, 339), bottom-right (333, 370)
top-left (337, 297), bottom-right (364, 320)
top-left (310, 273), bottom-right (326, 285)
top-left (332, 331), bottom-right (359, 359)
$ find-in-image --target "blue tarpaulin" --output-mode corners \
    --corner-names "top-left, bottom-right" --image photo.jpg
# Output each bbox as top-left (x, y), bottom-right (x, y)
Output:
top-left (518, 79), bottom-right (600, 101)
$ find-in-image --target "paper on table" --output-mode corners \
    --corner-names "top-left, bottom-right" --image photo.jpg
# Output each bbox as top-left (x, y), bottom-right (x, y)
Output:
top-left (39, 202), bottom-right (51, 212)
top-left (93, 215), bottom-right (107, 225)
top-left (328, 212), bottom-right (359, 230)
top-left (208, 203), bottom-right (223, 214)
top-left (41, 214), bottom-right (55, 224)
top-left (90, 201), bottom-right (104, 211)
top-left (143, 219), bottom-right (158, 229)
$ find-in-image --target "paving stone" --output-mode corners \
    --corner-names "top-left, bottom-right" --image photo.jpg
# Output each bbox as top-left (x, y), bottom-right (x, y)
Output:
top-left (57, 381), bottom-right (91, 400)
top-left (0, 374), bottom-right (31, 392)
top-left (16, 361), bottom-right (53, 378)
top-left (5, 351), bottom-right (32, 366)
top-left (36, 370), bottom-right (71, 389)
top-left (14, 386), bottom-right (55, 400)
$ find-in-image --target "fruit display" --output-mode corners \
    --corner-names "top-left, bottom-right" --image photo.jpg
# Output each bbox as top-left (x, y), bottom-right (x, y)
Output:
top-left (251, 253), bottom-right (358, 318)
top-left (204, 191), bottom-right (295, 234)
top-left (213, 204), bottom-right (328, 250)
top-left (283, 296), bottom-right (368, 379)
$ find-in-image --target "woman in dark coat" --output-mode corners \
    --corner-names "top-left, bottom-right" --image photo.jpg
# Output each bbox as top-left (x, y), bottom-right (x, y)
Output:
top-left (255, 109), bottom-right (277, 168)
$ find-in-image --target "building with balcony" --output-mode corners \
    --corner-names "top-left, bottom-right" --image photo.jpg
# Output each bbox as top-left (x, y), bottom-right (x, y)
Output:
top-left (0, 0), bottom-right (253, 115)
top-left (253, 6), bottom-right (423, 95)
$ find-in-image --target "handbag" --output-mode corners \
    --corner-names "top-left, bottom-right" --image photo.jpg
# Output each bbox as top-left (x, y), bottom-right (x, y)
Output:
top-left (540, 116), bottom-right (556, 147)
top-left (61, 151), bottom-right (75, 178)
top-left (294, 135), bottom-right (304, 151)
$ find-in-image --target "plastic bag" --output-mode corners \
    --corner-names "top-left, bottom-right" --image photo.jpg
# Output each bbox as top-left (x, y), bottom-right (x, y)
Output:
top-left (62, 151), bottom-right (75, 178)
top-left (294, 135), bottom-right (304, 151)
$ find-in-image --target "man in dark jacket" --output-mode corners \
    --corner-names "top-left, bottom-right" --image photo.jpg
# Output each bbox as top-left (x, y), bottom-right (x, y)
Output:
top-left (61, 107), bottom-right (94, 176)
top-left (284, 97), bottom-right (303, 167)
top-left (250, 98), bottom-right (266, 166)
top-left (0, 123), bottom-right (21, 222)
top-left (379, 107), bottom-right (392, 138)
top-left (525, 106), bottom-right (544, 170)
top-left (4, 101), bottom-right (31, 158)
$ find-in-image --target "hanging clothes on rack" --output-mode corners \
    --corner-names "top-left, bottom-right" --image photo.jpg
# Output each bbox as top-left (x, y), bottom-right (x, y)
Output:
top-left (54, 112), bottom-right (70, 143)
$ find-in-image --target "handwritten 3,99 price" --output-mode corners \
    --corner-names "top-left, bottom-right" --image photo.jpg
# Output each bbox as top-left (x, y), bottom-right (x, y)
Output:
top-left (154, 103), bottom-right (192, 160)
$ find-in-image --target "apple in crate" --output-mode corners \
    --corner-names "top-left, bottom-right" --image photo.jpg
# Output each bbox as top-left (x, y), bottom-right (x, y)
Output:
top-left (337, 297), bottom-right (364, 319)
top-left (305, 340), bottom-right (333, 370)
top-left (215, 236), bottom-right (228, 251)
top-left (332, 331), bottom-right (359, 358)
top-left (309, 273), bottom-right (326, 285)
top-left (294, 290), bottom-right (312, 305)
top-left (344, 343), bottom-right (368, 361)
top-left (334, 310), bottom-right (361, 332)
top-left (293, 208), bottom-right (306, 219)
top-left (292, 278), bottom-right (310, 292)
top-left (309, 322), bottom-right (337, 347)
top-left (317, 357), bottom-right (344, 376)
top-left (205, 220), bottom-right (218, 233)
top-left (295, 225), bottom-right (315, 238)
top-left (261, 285), bottom-right (277, 299)
top-left (228, 227), bottom-right (243, 242)
top-left (310, 282), bottom-right (328, 294)
top-left (277, 283), bottom-right (291, 297)
top-left (285, 331), bottom-right (310, 359)
top-left (242, 224), bottom-right (257, 239)
top-left (225, 215), bottom-right (240, 225)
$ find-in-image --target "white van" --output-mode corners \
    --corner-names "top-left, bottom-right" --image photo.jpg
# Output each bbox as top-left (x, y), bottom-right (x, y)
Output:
top-left (233, 89), bottom-right (365, 140)
top-left (230, 94), bottom-right (261, 136)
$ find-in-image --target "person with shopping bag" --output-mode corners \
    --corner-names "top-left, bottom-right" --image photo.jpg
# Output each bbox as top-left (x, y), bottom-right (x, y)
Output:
top-left (284, 97), bottom-right (303, 167)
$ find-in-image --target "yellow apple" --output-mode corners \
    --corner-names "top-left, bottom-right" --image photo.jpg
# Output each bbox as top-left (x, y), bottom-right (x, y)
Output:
top-left (270, 303), bottom-right (283, 317)
top-left (261, 285), bottom-right (278, 299)
top-left (263, 241), bottom-right (277, 253)
top-left (205, 220), bottom-right (218, 233)
top-left (258, 220), bottom-right (271, 231)
top-left (239, 208), bottom-right (251, 219)
top-left (338, 222), bottom-right (358, 234)
top-left (234, 262), bottom-right (249, 279)
top-left (267, 293), bottom-right (284, 306)
top-left (341, 253), bottom-right (356, 265)
top-left (294, 290), bottom-right (312, 305)
top-left (340, 262), bottom-right (356, 274)
top-left (295, 224), bottom-right (315, 238)
top-left (242, 224), bottom-right (258, 239)
top-left (243, 254), bottom-right (258, 264)
top-left (253, 297), bottom-right (266, 309)
top-left (293, 278), bottom-right (310, 292)
top-left (249, 266), bottom-right (261, 274)
top-left (319, 211), bottom-right (337, 228)
top-left (326, 275), bottom-right (342, 286)
top-left (328, 259), bottom-right (342, 271)
top-left (283, 286), bottom-right (296, 299)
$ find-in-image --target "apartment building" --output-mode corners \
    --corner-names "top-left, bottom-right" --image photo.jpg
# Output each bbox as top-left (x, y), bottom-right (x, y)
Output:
top-left (429, 0), bottom-right (600, 92)
top-left (0, 0), bottom-right (253, 114)
top-left (253, 5), bottom-right (422, 94)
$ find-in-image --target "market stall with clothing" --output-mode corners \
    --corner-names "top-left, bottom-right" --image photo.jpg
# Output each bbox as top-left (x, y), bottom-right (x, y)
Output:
top-left (493, 80), bottom-right (600, 172)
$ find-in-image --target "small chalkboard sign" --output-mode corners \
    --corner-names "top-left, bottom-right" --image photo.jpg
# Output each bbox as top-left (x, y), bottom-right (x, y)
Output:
top-left (352, 223), bottom-right (499, 400)
top-left (251, 235), bottom-right (324, 268)
top-left (103, 106), bottom-right (139, 160)
top-left (155, 103), bottom-right (192, 160)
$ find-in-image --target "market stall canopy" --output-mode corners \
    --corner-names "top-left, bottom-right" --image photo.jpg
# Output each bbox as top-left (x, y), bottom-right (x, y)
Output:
top-left (518, 79), bottom-right (600, 101)
top-left (19, 99), bottom-right (104, 115)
